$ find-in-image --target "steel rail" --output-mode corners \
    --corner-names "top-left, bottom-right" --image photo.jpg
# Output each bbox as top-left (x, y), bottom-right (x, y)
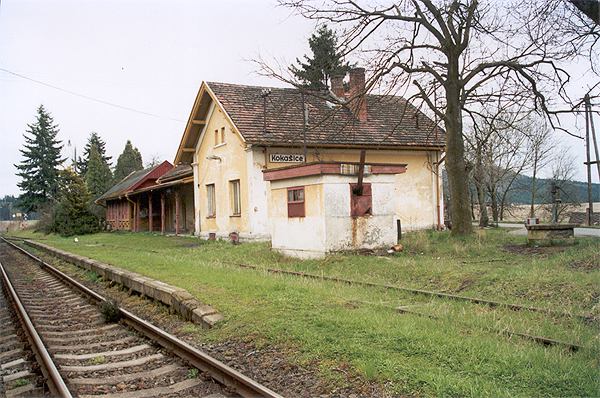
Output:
top-left (0, 237), bottom-right (283, 398)
top-left (0, 260), bottom-right (73, 397)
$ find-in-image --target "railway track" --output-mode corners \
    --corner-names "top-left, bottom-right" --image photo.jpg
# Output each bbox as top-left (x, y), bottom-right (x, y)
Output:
top-left (0, 270), bottom-right (47, 397)
top-left (0, 238), bottom-right (282, 398)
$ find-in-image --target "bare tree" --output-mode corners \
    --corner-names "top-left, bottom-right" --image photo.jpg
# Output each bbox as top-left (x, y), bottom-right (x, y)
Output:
top-left (524, 120), bottom-right (555, 218)
top-left (542, 149), bottom-right (580, 222)
top-left (269, 0), bottom-right (599, 236)
top-left (465, 99), bottom-right (534, 226)
top-left (145, 154), bottom-right (162, 169)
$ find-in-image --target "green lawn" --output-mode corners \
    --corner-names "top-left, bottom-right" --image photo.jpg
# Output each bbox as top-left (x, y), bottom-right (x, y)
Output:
top-left (7, 229), bottom-right (600, 397)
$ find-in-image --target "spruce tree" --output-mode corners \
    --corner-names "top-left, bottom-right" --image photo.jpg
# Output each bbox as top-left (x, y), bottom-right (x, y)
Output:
top-left (15, 105), bottom-right (64, 213)
top-left (78, 132), bottom-right (112, 177)
top-left (290, 25), bottom-right (350, 89)
top-left (113, 140), bottom-right (143, 182)
top-left (85, 144), bottom-right (113, 199)
top-left (50, 168), bottom-right (100, 236)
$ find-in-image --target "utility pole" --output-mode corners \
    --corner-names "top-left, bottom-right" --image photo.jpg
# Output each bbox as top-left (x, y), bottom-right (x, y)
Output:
top-left (586, 95), bottom-right (600, 181)
top-left (583, 94), bottom-right (600, 225)
top-left (585, 95), bottom-right (593, 225)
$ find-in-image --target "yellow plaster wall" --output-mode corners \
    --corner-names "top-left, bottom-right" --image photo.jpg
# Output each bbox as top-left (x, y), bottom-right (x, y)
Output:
top-left (196, 106), bottom-right (251, 234)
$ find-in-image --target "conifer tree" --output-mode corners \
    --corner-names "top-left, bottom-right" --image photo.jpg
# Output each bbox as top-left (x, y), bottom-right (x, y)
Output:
top-left (113, 140), bottom-right (143, 182)
top-left (50, 168), bottom-right (100, 236)
top-left (78, 132), bottom-right (112, 177)
top-left (290, 25), bottom-right (350, 89)
top-left (15, 105), bottom-right (64, 213)
top-left (85, 144), bottom-right (113, 199)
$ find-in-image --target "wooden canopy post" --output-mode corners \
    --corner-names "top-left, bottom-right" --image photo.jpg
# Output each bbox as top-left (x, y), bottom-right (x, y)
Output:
top-left (136, 196), bottom-right (141, 232)
top-left (160, 192), bottom-right (166, 234)
top-left (148, 193), bottom-right (153, 232)
top-left (175, 190), bottom-right (180, 236)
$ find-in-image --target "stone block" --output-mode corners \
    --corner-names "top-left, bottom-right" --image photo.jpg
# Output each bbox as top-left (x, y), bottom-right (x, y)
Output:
top-left (127, 275), bottom-right (153, 295)
top-left (142, 280), bottom-right (177, 306)
top-left (191, 305), bottom-right (217, 324)
top-left (201, 313), bottom-right (224, 328)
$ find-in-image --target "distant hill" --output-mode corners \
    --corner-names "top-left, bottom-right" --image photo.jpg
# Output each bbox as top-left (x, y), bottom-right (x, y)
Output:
top-left (507, 174), bottom-right (600, 204)
top-left (441, 171), bottom-right (600, 205)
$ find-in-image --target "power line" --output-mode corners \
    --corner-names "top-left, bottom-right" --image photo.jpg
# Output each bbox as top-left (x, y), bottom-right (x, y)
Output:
top-left (0, 67), bottom-right (186, 123)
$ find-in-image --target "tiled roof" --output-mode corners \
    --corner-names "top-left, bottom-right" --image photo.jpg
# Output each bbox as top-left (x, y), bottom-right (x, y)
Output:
top-left (96, 168), bottom-right (151, 202)
top-left (96, 161), bottom-right (172, 203)
top-left (157, 164), bottom-right (193, 183)
top-left (207, 82), bottom-right (445, 148)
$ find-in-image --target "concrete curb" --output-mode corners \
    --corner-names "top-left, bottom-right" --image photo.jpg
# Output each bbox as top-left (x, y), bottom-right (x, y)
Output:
top-left (23, 240), bottom-right (223, 329)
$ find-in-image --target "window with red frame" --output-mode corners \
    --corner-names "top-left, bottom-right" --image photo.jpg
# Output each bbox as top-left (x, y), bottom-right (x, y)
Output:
top-left (287, 187), bottom-right (305, 218)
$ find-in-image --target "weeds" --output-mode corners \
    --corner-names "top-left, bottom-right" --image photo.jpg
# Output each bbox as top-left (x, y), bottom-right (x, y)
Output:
top-left (88, 355), bottom-right (106, 365)
top-left (187, 368), bottom-right (199, 379)
top-left (100, 299), bottom-right (121, 323)
top-left (12, 379), bottom-right (29, 387)
top-left (85, 270), bottom-right (101, 283)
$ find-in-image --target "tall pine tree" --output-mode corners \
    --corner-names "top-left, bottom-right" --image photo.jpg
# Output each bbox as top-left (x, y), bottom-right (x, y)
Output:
top-left (15, 105), bottom-right (64, 213)
top-left (85, 144), bottom-right (113, 199)
top-left (113, 140), bottom-right (143, 182)
top-left (290, 25), bottom-right (350, 90)
top-left (78, 132), bottom-right (112, 177)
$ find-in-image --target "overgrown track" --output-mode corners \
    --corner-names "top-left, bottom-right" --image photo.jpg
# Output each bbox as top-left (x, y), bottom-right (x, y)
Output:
top-left (236, 263), bottom-right (592, 322)
top-left (0, 238), bottom-right (283, 398)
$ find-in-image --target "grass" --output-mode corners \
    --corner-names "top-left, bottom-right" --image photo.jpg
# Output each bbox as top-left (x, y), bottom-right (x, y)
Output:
top-left (7, 229), bottom-right (600, 397)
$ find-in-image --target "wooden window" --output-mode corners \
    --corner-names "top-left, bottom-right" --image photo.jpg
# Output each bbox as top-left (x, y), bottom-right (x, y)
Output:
top-left (214, 127), bottom-right (226, 146)
top-left (230, 179), bottom-right (241, 216)
top-left (350, 183), bottom-right (372, 217)
top-left (206, 184), bottom-right (216, 217)
top-left (287, 186), bottom-right (305, 218)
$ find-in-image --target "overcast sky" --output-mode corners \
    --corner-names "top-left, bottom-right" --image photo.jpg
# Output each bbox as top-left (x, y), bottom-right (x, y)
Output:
top-left (0, 0), bottom-right (598, 198)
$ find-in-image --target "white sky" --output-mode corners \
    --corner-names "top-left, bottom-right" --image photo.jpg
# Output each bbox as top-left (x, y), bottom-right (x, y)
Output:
top-left (0, 0), bottom-right (598, 197)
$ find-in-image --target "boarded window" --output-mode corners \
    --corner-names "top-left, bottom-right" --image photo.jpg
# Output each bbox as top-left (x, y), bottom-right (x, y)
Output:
top-left (287, 187), bottom-right (305, 218)
top-left (207, 184), bottom-right (216, 217)
top-left (350, 183), bottom-right (372, 217)
top-left (230, 179), bottom-right (241, 216)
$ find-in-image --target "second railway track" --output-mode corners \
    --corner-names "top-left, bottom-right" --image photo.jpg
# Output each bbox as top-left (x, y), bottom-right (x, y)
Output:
top-left (0, 238), bottom-right (282, 398)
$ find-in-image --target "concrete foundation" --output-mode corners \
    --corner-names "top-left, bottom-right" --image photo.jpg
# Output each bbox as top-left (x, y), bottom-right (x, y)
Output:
top-left (525, 223), bottom-right (577, 246)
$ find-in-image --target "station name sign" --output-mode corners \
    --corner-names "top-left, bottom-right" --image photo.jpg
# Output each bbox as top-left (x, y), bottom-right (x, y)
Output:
top-left (269, 153), bottom-right (305, 163)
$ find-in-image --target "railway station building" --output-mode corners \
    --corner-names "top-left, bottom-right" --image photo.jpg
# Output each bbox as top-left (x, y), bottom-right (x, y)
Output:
top-left (171, 68), bottom-right (445, 257)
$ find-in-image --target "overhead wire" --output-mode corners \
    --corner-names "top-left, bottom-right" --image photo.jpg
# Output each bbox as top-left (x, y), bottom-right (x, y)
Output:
top-left (0, 67), bottom-right (185, 123)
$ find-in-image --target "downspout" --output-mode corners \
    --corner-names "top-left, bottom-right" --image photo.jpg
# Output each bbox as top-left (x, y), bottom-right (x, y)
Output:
top-left (435, 153), bottom-right (446, 230)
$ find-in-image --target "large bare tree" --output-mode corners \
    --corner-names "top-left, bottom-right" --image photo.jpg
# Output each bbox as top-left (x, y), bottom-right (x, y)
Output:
top-left (275, 0), bottom-right (599, 235)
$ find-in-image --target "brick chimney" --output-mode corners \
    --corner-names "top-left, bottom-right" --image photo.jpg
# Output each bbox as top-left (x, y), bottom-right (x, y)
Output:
top-left (348, 67), bottom-right (367, 122)
top-left (330, 73), bottom-right (345, 98)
